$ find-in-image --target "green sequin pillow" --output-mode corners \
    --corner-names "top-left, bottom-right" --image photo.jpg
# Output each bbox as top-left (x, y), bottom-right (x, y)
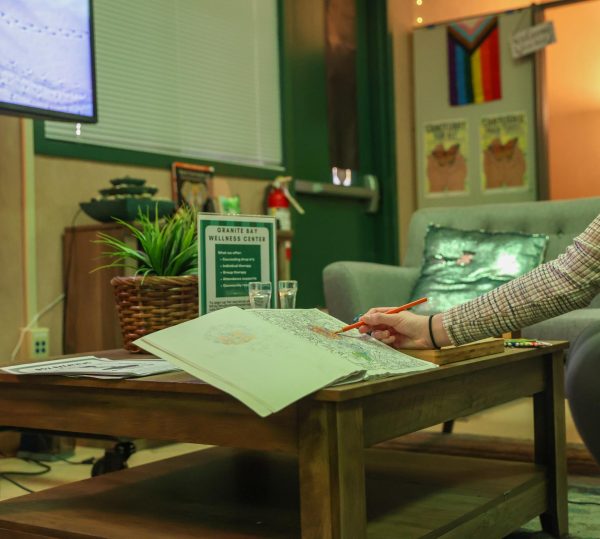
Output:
top-left (410, 225), bottom-right (549, 316)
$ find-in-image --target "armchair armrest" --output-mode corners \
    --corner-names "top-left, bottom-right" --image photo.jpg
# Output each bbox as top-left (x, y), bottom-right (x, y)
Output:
top-left (323, 261), bottom-right (420, 323)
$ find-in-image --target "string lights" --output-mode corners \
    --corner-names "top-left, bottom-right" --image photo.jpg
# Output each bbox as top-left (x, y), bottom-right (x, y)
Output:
top-left (416, 0), bottom-right (423, 25)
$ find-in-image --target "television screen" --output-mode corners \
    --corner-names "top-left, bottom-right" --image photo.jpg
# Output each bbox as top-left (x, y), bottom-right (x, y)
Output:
top-left (0, 0), bottom-right (96, 122)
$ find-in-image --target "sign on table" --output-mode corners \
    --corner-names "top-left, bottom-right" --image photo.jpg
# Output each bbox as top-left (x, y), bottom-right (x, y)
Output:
top-left (198, 214), bottom-right (277, 314)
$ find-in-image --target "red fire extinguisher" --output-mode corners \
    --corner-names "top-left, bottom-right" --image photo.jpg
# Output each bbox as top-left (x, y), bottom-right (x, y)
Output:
top-left (265, 176), bottom-right (304, 231)
top-left (265, 176), bottom-right (304, 279)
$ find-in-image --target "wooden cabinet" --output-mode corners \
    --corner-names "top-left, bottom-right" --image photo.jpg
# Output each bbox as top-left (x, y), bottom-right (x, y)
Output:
top-left (63, 224), bottom-right (293, 353)
top-left (63, 223), bottom-right (126, 354)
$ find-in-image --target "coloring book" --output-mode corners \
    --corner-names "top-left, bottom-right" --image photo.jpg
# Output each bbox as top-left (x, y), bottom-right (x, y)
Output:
top-left (134, 307), bottom-right (436, 417)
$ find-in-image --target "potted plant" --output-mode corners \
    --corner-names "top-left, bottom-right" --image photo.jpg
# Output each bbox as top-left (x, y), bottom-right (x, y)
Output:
top-left (96, 205), bottom-right (199, 352)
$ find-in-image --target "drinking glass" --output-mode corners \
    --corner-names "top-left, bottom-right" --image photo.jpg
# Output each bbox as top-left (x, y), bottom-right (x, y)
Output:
top-left (278, 280), bottom-right (298, 309)
top-left (248, 281), bottom-right (272, 309)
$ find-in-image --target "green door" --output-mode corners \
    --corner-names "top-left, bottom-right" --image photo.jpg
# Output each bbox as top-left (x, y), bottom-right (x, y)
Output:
top-left (282, 0), bottom-right (398, 308)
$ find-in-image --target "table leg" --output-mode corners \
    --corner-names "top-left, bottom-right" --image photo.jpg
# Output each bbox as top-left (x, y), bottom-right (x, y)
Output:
top-left (298, 400), bottom-right (366, 539)
top-left (533, 350), bottom-right (568, 538)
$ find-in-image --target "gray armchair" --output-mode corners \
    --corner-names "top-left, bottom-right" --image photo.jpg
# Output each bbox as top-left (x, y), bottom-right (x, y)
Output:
top-left (324, 197), bottom-right (600, 345)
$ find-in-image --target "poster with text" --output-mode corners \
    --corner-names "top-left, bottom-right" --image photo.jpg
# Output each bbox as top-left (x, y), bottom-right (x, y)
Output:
top-left (198, 214), bottom-right (277, 314)
top-left (424, 119), bottom-right (469, 196)
top-left (480, 112), bottom-right (528, 191)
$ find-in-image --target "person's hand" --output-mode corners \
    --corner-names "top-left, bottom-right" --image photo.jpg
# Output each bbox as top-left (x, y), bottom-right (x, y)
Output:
top-left (358, 309), bottom-right (451, 349)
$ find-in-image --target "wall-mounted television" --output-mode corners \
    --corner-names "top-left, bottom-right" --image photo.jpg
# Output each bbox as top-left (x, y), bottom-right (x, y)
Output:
top-left (0, 0), bottom-right (97, 123)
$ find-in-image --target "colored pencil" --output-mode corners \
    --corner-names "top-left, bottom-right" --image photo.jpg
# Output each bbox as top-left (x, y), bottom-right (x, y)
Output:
top-left (333, 297), bottom-right (428, 334)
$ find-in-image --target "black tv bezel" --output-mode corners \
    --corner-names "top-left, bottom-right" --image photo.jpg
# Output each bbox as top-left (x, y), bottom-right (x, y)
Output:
top-left (0, 0), bottom-right (98, 124)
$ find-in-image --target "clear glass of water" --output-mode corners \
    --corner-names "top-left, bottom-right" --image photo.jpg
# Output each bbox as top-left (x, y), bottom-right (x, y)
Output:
top-left (248, 281), bottom-right (272, 309)
top-left (278, 280), bottom-right (298, 309)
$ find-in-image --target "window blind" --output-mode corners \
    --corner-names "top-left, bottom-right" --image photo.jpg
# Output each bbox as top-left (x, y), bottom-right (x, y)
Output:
top-left (45, 0), bottom-right (282, 169)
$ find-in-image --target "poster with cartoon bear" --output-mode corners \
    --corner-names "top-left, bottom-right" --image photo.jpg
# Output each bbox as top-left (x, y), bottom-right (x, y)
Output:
top-left (424, 119), bottom-right (469, 196)
top-left (480, 112), bottom-right (528, 191)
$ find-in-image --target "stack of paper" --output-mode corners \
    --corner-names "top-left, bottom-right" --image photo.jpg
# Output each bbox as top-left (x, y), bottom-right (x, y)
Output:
top-left (1, 357), bottom-right (179, 379)
top-left (134, 307), bottom-right (436, 417)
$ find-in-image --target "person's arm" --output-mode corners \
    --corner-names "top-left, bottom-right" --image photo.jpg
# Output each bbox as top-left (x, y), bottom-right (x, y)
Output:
top-left (360, 214), bottom-right (600, 349)
top-left (443, 214), bottom-right (600, 345)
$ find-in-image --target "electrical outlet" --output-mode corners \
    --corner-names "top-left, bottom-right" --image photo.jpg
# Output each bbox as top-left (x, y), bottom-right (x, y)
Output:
top-left (27, 327), bottom-right (50, 359)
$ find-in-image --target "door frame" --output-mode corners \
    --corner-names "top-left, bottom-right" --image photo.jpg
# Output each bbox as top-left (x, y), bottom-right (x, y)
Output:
top-left (357, 0), bottom-right (399, 265)
top-left (533, 0), bottom-right (595, 200)
top-left (280, 0), bottom-right (399, 266)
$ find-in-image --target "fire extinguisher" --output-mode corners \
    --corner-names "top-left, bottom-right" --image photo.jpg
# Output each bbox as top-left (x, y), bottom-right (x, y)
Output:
top-left (265, 176), bottom-right (304, 231)
top-left (264, 176), bottom-right (304, 280)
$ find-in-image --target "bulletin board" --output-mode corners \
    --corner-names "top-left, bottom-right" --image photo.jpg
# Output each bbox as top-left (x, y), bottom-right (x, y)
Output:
top-left (413, 8), bottom-right (538, 209)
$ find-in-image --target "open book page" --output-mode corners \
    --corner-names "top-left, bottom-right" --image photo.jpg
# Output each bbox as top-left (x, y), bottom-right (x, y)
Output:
top-left (252, 309), bottom-right (437, 383)
top-left (133, 307), bottom-right (362, 417)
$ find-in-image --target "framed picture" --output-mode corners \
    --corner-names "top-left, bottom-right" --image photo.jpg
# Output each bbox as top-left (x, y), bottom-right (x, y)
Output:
top-left (171, 162), bottom-right (216, 211)
top-left (480, 112), bottom-right (528, 192)
top-left (423, 119), bottom-right (469, 197)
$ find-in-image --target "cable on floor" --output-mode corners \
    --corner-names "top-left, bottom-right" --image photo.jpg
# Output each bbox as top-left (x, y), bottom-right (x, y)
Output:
top-left (568, 499), bottom-right (600, 506)
top-left (51, 455), bottom-right (96, 465)
top-left (0, 458), bottom-right (51, 494)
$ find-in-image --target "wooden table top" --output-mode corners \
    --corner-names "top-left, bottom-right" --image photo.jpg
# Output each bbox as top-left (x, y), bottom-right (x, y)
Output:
top-left (0, 342), bottom-right (568, 403)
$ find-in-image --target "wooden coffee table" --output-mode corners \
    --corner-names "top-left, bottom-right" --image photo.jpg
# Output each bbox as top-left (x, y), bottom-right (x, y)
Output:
top-left (0, 343), bottom-right (568, 538)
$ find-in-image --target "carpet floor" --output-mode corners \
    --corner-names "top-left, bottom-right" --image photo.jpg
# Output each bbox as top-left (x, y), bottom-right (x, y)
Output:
top-left (506, 484), bottom-right (600, 539)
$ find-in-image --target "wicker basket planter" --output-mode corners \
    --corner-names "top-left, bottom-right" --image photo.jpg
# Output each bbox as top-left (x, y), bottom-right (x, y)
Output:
top-left (111, 275), bottom-right (199, 352)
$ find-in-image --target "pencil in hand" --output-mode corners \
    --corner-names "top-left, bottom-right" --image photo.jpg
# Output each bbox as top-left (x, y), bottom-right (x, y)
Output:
top-left (333, 297), bottom-right (428, 334)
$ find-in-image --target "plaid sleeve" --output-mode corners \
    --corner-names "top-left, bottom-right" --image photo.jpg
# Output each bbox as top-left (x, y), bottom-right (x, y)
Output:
top-left (442, 214), bottom-right (600, 346)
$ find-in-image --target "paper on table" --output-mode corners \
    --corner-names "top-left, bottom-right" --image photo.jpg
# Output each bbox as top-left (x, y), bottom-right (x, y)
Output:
top-left (1, 357), bottom-right (180, 379)
top-left (134, 307), bottom-right (437, 417)
top-left (252, 309), bottom-right (436, 383)
top-left (134, 307), bottom-right (363, 417)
